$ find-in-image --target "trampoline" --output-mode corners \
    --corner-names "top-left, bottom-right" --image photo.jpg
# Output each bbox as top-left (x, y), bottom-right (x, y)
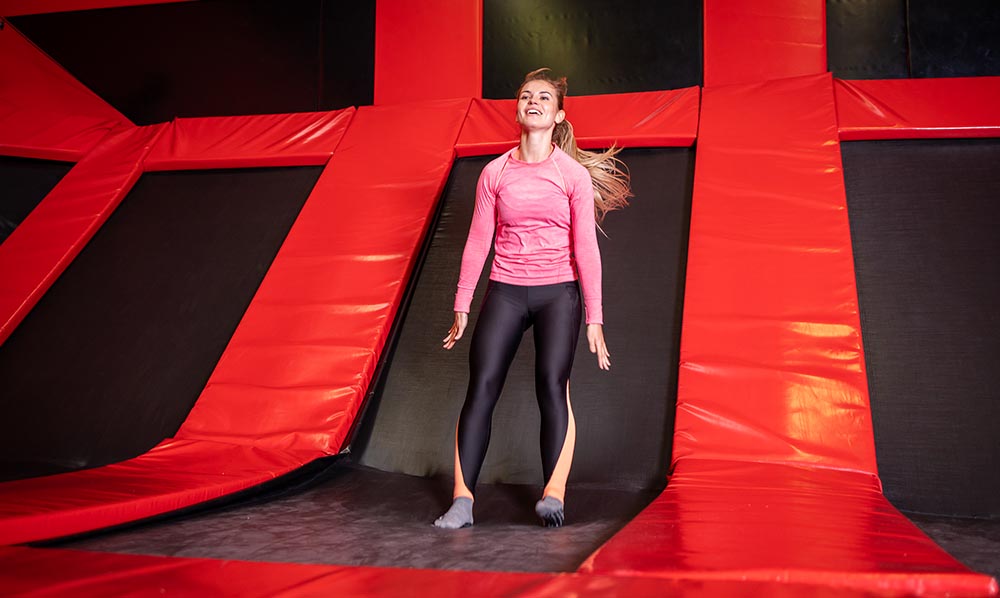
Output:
top-left (50, 147), bottom-right (692, 572)
top-left (0, 155), bottom-right (73, 244)
top-left (0, 166), bottom-right (322, 481)
top-left (0, 1), bottom-right (998, 596)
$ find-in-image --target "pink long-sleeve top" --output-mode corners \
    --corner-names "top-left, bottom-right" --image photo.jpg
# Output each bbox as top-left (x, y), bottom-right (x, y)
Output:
top-left (454, 145), bottom-right (603, 324)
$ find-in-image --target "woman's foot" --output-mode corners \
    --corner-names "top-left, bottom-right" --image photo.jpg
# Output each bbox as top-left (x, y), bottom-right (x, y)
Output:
top-left (535, 496), bottom-right (564, 527)
top-left (433, 497), bottom-right (474, 529)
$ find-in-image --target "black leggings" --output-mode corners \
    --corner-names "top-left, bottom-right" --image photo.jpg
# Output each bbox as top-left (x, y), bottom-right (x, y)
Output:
top-left (453, 280), bottom-right (582, 502)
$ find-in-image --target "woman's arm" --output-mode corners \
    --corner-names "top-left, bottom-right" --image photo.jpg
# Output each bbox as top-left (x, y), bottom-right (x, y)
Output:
top-left (445, 167), bottom-right (497, 349)
top-left (569, 171), bottom-right (603, 325)
top-left (569, 168), bottom-right (611, 370)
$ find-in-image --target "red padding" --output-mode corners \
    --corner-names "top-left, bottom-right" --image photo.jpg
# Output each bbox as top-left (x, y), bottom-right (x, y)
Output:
top-left (580, 459), bottom-right (998, 596)
top-left (175, 98), bottom-right (469, 454)
top-left (0, 124), bottom-right (164, 345)
top-left (0, 22), bottom-right (129, 160)
top-left (673, 73), bottom-right (876, 473)
top-left (2, 545), bottom-right (977, 598)
top-left (455, 87), bottom-right (701, 157)
top-left (835, 77), bottom-right (1000, 140)
top-left (374, 0), bottom-right (481, 105)
top-left (0, 439), bottom-right (309, 545)
top-left (0, 100), bottom-right (469, 544)
top-left (703, 0), bottom-right (827, 88)
top-left (144, 110), bottom-right (355, 171)
top-left (0, 547), bottom-right (550, 598)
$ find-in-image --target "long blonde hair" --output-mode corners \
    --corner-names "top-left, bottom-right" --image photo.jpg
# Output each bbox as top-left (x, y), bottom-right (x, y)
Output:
top-left (518, 68), bottom-right (632, 223)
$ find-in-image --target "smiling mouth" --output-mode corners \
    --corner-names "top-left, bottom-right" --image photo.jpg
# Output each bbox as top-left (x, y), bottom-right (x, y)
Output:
top-left (526, 109), bottom-right (542, 115)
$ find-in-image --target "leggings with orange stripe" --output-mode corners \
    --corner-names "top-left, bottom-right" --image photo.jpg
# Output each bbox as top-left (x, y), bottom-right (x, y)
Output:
top-left (454, 280), bottom-right (581, 503)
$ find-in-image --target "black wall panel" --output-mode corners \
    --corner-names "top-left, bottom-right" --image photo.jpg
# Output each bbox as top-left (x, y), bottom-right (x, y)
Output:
top-left (0, 166), bottom-right (321, 482)
top-left (0, 156), bottom-right (73, 244)
top-left (828, 0), bottom-right (1000, 79)
top-left (842, 139), bottom-right (1000, 517)
top-left (10, 0), bottom-right (375, 125)
top-left (827, 0), bottom-right (909, 79)
top-left (908, 0), bottom-right (1000, 78)
top-left (483, 0), bottom-right (702, 99)
top-left (355, 148), bottom-right (694, 492)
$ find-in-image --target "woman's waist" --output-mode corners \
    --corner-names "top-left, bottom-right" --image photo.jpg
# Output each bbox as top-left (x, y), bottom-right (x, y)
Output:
top-left (488, 264), bottom-right (578, 287)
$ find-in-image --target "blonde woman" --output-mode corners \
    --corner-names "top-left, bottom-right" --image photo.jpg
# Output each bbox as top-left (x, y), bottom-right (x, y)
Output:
top-left (436, 69), bottom-right (631, 529)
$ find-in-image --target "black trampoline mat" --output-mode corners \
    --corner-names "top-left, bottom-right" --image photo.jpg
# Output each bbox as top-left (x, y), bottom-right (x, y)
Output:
top-left (0, 155), bottom-right (74, 244)
top-left (0, 166), bottom-right (322, 481)
top-left (58, 460), bottom-right (658, 572)
top-left (52, 148), bottom-right (691, 573)
top-left (355, 148), bottom-right (693, 493)
top-left (841, 138), bottom-right (1000, 517)
top-left (907, 513), bottom-right (1000, 580)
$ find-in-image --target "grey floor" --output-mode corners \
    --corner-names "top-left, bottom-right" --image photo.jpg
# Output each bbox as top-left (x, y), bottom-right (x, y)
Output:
top-left (57, 462), bottom-right (659, 572)
top-left (907, 513), bottom-right (1000, 580)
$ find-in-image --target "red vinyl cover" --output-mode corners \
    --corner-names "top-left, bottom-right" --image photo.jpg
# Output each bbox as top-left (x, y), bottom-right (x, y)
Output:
top-left (0, 21), bottom-right (129, 160)
top-left (455, 87), bottom-right (701, 157)
top-left (672, 73), bottom-right (876, 473)
top-left (703, 0), bottom-right (827, 87)
top-left (374, 0), bottom-right (482, 105)
top-left (0, 124), bottom-right (164, 345)
top-left (144, 110), bottom-right (355, 171)
top-left (0, 101), bottom-right (468, 544)
top-left (0, 545), bottom-right (974, 598)
top-left (174, 98), bottom-right (469, 455)
top-left (835, 77), bottom-right (1000, 140)
top-left (0, 438), bottom-right (308, 545)
top-left (581, 460), bottom-right (998, 596)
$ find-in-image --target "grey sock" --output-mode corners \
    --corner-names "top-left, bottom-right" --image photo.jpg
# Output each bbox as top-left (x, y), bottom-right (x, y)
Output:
top-left (535, 496), bottom-right (565, 528)
top-left (433, 497), bottom-right (474, 529)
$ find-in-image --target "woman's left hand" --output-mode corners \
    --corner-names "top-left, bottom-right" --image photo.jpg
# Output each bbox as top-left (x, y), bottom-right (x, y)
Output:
top-left (587, 324), bottom-right (611, 371)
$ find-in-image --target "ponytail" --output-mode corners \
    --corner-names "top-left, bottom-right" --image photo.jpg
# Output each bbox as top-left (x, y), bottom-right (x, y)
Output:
top-left (554, 119), bottom-right (632, 224)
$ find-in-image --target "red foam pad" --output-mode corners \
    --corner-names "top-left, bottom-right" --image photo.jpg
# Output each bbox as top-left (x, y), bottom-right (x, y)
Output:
top-left (835, 77), bottom-right (1000, 140)
top-left (0, 439), bottom-right (309, 545)
top-left (581, 459), bottom-right (998, 596)
top-left (703, 0), bottom-right (827, 87)
top-left (0, 22), bottom-right (129, 160)
top-left (176, 98), bottom-right (470, 455)
top-left (674, 73), bottom-right (876, 473)
top-left (144, 110), bottom-right (355, 171)
top-left (0, 545), bottom-right (972, 597)
top-left (374, 0), bottom-right (482, 105)
top-left (0, 100), bottom-right (469, 544)
top-left (455, 87), bottom-right (700, 157)
top-left (0, 124), bottom-right (164, 345)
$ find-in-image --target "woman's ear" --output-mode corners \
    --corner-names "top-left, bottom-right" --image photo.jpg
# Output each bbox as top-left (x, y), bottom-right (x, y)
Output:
top-left (555, 110), bottom-right (566, 124)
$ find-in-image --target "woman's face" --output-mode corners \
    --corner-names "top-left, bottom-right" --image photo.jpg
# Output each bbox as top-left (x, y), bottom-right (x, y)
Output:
top-left (516, 79), bottom-right (565, 132)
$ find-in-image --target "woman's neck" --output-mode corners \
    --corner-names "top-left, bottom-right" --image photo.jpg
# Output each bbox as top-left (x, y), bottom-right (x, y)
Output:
top-left (517, 129), bottom-right (555, 163)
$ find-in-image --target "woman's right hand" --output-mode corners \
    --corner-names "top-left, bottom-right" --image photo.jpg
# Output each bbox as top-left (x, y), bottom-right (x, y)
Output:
top-left (442, 312), bottom-right (469, 350)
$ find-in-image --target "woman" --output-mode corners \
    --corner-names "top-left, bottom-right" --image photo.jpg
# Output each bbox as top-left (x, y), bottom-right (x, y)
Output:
top-left (435, 68), bottom-right (630, 529)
